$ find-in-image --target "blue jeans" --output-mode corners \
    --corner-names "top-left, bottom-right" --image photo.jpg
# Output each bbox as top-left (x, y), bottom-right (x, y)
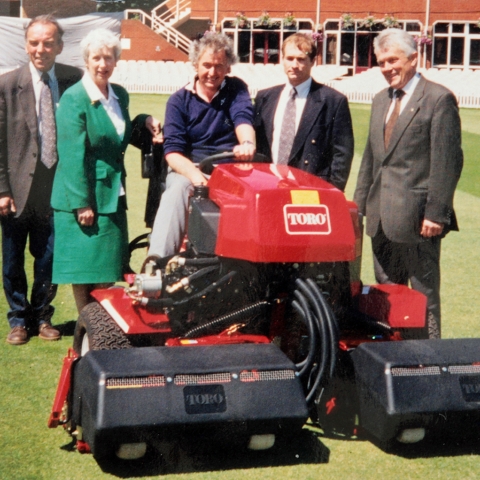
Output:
top-left (1, 206), bottom-right (57, 329)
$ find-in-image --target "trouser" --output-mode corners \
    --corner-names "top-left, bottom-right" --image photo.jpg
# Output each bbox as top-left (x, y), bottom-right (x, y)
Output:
top-left (148, 170), bottom-right (194, 258)
top-left (372, 225), bottom-right (441, 335)
top-left (1, 206), bottom-right (57, 329)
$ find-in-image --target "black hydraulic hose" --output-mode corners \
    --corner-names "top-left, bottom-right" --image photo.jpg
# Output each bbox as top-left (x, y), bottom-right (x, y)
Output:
top-left (295, 278), bottom-right (339, 404)
top-left (137, 269), bottom-right (235, 310)
top-left (295, 279), bottom-right (330, 372)
top-left (184, 301), bottom-right (270, 338)
top-left (293, 290), bottom-right (320, 372)
top-left (187, 265), bottom-right (219, 282)
top-left (292, 294), bottom-right (318, 377)
top-left (172, 271), bottom-right (237, 306)
top-left (306, 278), bottom-right (339, 379)
top-left (183, 257), bottom-right (220, 266)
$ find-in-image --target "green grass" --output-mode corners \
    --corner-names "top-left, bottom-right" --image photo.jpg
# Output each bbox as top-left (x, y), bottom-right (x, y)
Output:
top-left (0, 97), bottom-right (480, 479)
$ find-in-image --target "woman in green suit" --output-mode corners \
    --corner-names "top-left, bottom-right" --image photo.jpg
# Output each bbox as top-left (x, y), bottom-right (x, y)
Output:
top-left (51, 29), bottom-right (161, 313)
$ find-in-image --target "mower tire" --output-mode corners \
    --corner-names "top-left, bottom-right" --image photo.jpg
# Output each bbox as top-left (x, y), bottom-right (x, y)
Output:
top-left (73, 302), bottom-right (132, 356)
top-left (403, 311), bottom-right (440, 340)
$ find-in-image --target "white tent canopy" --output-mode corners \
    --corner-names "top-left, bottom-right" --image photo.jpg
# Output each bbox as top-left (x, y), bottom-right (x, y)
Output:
top-left (0, 13), bottom-right (123, 69)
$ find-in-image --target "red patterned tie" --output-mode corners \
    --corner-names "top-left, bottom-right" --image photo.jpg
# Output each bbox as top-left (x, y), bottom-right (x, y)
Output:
top-left (384, 89), bottom-right (405, 148)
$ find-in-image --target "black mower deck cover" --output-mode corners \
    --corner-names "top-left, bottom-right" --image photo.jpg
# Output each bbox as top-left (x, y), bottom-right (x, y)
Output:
top-left (72, 343), bottom-right (308, 457)
top-left (351, 338), bottom-right (480, 445)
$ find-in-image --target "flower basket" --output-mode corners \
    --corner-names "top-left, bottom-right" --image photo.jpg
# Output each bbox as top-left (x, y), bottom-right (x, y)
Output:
top-left (382, 14), bottom-right (400, 29)
top-left (340, 13), bottom-right (355, 30)
top-left (359, 15), bottom-right (377, 30)
top-left (414, 35), bottom-right (432, 46)
top-left (284, 12), bottom-right (297, 30)
top-left (234, 11), bottom-right (249, 29)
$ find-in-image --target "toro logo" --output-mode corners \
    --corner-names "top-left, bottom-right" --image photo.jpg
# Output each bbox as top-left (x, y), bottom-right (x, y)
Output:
top-left (283, 204), bottom-right (331, 235)
top-left (460, 376), bottom-right (480, 402)
top-left (184, 385), bottom-right (227, 414)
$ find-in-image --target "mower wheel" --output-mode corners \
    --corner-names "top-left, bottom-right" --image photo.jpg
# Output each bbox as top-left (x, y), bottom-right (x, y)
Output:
top-left (403, 311), bottom-right (440, 340)
top-left (426, 312), bottom-right (440, 339)
top-left (73, 302), bottom-right (132, 355)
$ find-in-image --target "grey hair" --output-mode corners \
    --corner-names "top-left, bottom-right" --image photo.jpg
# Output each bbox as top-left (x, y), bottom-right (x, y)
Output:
top-left (189, 33), bottom-right (237, 66)
top-left (25, 15), bottom-right (64, 43)
top-left (80, 28), bottom-right (122, 63)
top-left (373, 28), bottom-right (417, 57)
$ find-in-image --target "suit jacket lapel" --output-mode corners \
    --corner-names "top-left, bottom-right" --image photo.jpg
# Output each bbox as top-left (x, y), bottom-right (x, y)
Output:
top-left (113, 85), bottom-right (132, 151)
top-left (18, 65), bottom-right (39, 141)
top-left (262, 86), bottom-right (282, 148)
top-left (289, 81), bottom-right (324, 162)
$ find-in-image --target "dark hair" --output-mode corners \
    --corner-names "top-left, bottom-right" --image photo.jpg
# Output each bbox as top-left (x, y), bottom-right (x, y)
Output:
top-left (25, 15), bottom-right (64, 44)
top-left (282, 33), bottom-right (317, 62)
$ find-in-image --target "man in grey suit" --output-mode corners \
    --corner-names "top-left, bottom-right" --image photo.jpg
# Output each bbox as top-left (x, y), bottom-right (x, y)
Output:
top-left (254, 33), bottom-right (354, 191)
top-left (354, 29), bottom-right (463, 338)
top-left (0, 15), bottom-right (82, 345)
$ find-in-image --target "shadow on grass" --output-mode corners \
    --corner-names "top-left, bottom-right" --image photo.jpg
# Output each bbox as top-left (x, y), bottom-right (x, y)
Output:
top-left (381, 434), bottom-right (480, 459)
top-left (95, 429), bottom-right (329, 477)
top-left (56, 320), bottom-right (77, 337)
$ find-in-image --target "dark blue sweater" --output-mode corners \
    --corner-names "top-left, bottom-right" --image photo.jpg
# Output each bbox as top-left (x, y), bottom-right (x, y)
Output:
top-left (163, 76), bottom-right (254, 162)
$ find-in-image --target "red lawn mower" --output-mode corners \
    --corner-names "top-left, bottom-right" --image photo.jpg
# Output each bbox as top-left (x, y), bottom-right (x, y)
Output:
top-left (49, 154), bottom-right (480, 461)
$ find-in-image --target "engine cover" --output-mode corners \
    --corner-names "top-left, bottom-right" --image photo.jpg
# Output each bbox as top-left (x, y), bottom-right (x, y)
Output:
top-left (207, 164), bottom-right (357, 263)
top-left (72, 343), bottom-right (308, 457)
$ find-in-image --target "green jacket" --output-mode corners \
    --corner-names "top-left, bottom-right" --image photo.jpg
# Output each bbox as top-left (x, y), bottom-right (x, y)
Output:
top-left (51, 81), bottom-right (135, 214)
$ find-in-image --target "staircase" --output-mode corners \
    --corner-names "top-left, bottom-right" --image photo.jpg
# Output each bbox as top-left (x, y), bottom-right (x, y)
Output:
top-left (125, 0), bottom-right (192, 55)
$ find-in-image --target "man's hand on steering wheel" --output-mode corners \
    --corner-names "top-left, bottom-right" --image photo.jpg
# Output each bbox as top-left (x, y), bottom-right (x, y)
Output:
top-left (233, 140), bottom-right (256, 161)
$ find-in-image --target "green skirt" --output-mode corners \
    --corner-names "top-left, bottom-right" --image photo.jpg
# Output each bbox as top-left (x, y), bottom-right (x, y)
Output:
top-left (52, 207), bottom-right (128, 284)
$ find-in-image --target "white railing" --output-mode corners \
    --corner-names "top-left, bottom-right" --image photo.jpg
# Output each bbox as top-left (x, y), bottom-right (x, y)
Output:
top-left (110, 61), bottom-right (480, 109)
top-left (152, 0), bottom-right (191, 25)
top-left (124, 8), bottom-right (191, 55)
top-left (151, 14), bottom-right (191, 54)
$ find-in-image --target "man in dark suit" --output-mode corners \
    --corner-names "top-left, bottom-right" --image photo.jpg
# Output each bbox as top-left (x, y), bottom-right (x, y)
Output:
top-left (254, 33), bottom-right (354, 191)
top-left (354, 29), bottom-right (463, 338)
top-left (0, 15), bottom-right (82, 345)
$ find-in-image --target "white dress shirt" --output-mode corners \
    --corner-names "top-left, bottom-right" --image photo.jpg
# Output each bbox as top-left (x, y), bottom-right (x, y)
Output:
top-left (386, 72), bottom-right (421, 122)
top-left (271, 77), bottom-right (312, 164)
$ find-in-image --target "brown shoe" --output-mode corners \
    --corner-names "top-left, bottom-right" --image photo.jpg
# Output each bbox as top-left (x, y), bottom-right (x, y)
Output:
top-left (6, 326), bottom-right (28, 345)
top-left (38, 323), bottom-right (61, 341)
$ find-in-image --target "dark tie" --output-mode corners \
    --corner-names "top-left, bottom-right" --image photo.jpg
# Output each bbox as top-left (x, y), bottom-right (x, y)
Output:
top-left (40, 72), bottom-right (58, 169)
top-left (277, 87), bottom-right (297, 165)
top-left (384, 89), bottom-right (405, 148)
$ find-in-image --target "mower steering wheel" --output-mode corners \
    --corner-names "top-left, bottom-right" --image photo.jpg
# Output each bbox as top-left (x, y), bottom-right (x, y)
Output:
top-left (198, 152), bottom-right (269, 175)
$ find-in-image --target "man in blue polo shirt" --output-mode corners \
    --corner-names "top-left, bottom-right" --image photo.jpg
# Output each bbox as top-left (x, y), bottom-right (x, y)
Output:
top-left (148, 33), bottom-right (255, 258)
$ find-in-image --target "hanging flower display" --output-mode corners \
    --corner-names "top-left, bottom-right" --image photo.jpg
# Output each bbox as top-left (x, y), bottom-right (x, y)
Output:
top-left (359, 14), bottom-right (377, 30)
top-left (340, 13), bottom-right (355, 30)
top-left (414, 34), bottom-right (433, 46)
top-left (255, 10), bottom-right (272, 28)
top-left (312, 32), bottom-right (324, 43)
top-left (284, 12), bottom-right (296, 28)
top-left (234, 11), bottom-right (248, 28)
top-left (382, 14), bottom-right (400, 29)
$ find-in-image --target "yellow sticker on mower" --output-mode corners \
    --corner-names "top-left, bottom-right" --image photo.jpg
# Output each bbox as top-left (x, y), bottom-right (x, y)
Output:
top-left (290, 190), bottom-right (320, 205)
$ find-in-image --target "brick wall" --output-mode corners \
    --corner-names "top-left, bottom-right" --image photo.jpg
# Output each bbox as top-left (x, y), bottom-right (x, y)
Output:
top-left (120, 20), bottom-right (189, 62)
top-left (23, 0), bottom-right (95, 18)
top-left (191, 0), bottom-right (480, 25)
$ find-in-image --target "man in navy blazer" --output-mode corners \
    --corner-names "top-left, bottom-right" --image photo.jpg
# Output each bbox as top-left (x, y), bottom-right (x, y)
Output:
top-left (354, 29), bottom-right (463, 338)
top-left (254, 33), bottom-right (354, 191)
top-left (0, 15), bottom-right (82, 345)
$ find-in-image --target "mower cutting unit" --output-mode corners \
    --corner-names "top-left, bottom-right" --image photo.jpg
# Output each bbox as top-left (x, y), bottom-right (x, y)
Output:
top-left (49, 160), bottom-right (480, 460)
